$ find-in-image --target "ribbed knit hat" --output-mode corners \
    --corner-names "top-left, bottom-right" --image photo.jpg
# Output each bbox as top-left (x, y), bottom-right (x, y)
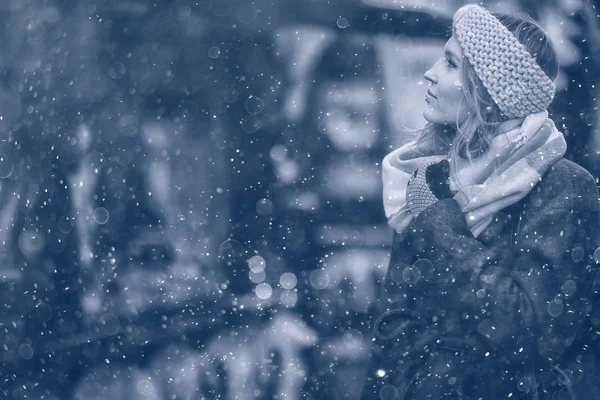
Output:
top-left (452, 4), bottom-right (556, 119)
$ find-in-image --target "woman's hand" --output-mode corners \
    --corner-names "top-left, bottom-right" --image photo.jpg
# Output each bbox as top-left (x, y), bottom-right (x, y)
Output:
top-left (406, 159), bottom-right (451, 216)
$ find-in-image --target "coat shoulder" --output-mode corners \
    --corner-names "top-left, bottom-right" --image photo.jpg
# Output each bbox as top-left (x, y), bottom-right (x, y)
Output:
top-left (542, 158), bottom-right (596, 189)
top-left (533, 158), bottom-right (598, 204)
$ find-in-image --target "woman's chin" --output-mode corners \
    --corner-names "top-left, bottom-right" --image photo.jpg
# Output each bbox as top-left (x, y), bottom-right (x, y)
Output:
top-left (423, 108), bottom-right (453, 125)
top-left (422, 108), bottom-right (437, 124)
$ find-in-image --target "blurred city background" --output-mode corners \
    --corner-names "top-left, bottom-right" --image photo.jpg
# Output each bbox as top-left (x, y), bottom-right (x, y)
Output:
top-left (0, 0), bottom-right (598, 399)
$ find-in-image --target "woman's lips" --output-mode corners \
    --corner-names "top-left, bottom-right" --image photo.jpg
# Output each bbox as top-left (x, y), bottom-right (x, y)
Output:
top-left (426, 90), bottom-right (437, 99)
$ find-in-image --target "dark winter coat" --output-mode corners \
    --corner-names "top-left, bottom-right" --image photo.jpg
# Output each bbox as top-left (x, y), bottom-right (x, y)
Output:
top-left (362, 158), bottom-right (600, 399)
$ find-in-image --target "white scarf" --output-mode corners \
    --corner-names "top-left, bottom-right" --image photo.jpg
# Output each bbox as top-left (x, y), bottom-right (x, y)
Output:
top-left (382, 111), bottom-right (567, 237)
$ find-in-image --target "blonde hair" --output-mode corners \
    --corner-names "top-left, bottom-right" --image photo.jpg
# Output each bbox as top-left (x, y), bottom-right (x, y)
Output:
top-left (414, 10), bottom-right (559, 185)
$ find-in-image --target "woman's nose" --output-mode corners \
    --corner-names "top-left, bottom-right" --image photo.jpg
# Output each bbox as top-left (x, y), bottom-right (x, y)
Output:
top-left (423, 63), bottom-right (437, 84)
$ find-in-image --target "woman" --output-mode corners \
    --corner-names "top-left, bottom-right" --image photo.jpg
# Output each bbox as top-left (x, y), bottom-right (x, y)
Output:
top-left (362, 4), bottom-right (600, 400)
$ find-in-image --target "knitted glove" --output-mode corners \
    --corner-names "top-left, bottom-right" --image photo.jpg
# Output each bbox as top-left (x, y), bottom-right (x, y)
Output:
top-left (406, 159), bottom-right (452, 216)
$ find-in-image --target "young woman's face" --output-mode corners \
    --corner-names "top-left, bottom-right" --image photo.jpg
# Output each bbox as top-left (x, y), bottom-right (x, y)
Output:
top-left (422, 35), bottom-right (466, 125)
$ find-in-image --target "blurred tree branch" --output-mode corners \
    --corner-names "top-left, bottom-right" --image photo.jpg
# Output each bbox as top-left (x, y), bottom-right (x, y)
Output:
top-left (106, 0), bottom-right (452, 38)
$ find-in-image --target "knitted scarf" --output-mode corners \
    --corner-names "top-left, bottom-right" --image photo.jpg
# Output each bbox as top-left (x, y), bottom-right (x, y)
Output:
top-left (382, 111), bottom-right (567, 237)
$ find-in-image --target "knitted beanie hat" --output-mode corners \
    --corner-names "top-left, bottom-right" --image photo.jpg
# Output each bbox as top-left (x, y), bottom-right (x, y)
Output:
top-left (452, 4), bottom-right (556, 119)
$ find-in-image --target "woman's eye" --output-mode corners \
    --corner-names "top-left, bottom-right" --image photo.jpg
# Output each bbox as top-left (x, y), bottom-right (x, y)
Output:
top-left (445, 57), bottom-right (457, 69)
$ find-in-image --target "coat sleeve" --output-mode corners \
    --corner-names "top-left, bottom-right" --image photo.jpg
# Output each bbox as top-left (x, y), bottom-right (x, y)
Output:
top-left (379, 163), bottom-right (600, 363)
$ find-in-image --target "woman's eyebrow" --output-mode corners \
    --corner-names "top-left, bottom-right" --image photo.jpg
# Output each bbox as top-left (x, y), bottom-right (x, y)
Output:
top-left (444, 48), bottom-right (459, 63)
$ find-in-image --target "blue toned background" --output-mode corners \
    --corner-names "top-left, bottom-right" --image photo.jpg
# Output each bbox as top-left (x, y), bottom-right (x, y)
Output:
top-left (0, 0), bottom-right (598, 399)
